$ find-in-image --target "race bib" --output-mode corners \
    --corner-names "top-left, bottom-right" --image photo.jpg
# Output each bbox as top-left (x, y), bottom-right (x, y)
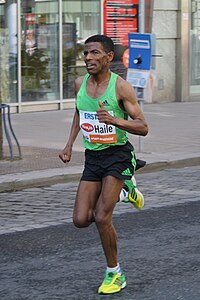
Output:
top-left (79, 110), bottom-right (117, 144)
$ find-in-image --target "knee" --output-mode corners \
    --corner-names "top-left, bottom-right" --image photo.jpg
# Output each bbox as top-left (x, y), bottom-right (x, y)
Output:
top-left (73, 212), bottom-right (93, 228)
top-left (73, 216), bottom-right (88, 228)
top-left (95, 211), bottom-right (110, 229)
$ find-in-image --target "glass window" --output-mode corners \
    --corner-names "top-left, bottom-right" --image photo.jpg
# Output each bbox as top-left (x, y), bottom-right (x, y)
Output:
top-left (1, 0), bottom-right (101, 105)
top-left (21, 0), bottom-right (59, 102)
top-left (62, 0), bottom-right (100, 99)
top-left (190, 0), bottom-right (200, 95)
top-left (0, 0), bottom-right (18, 103)
top-left (63, 0), bottom-right (100, 40)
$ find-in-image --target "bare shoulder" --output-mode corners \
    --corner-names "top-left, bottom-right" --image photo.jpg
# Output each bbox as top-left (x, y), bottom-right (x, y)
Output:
top-left (75, 76), bottom-right (85, 94)
top-left (116, 76), bottom-right (136, 102)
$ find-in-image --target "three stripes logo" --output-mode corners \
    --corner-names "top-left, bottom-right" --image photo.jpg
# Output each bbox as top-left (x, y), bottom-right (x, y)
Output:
top-left (121, 168), bottom-right (132, 176)
top-left (102, 99), bottom-right (110, 106)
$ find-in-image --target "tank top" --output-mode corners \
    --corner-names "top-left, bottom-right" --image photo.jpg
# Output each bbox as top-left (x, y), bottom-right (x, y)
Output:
top-left (76, 72), bottom-right (128, 151)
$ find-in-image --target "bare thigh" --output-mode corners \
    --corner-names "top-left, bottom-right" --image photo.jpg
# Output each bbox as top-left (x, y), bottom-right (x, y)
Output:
top-left (95, 176), bottom-right (124, 224)
top-left (73, 180), bottom-right (102, 227)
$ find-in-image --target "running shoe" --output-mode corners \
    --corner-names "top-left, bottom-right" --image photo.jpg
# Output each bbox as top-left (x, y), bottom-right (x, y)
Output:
top-left (119, 186), bottom-right (144, 209)
top-left (119, 175), bottom-right (136, 203)
top-left (128, 187), bottom-right (144, 209)
top-left (98, 271), bottom-right (126, 294)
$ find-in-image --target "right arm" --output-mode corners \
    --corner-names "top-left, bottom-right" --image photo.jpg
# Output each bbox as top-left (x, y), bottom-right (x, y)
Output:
top-left (59, 109), bottom-right (80, 163)
top-left (59, 76), bottom-right (84, 163)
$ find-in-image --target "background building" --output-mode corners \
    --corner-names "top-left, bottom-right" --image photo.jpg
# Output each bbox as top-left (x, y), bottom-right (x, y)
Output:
top-left (152, 0), bottom-right (200, 103)
top-left (0, 0), bottom-right (199, 113)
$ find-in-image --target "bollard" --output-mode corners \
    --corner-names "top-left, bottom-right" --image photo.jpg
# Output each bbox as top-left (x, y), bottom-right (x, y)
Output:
top-left (0, 104), bottom-right (22, 160)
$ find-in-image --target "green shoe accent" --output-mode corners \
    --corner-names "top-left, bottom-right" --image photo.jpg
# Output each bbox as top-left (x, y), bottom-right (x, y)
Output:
top-left (124, 178), bottom-right (136, 192)
top-left (98, 271), bottom-right (126, 294)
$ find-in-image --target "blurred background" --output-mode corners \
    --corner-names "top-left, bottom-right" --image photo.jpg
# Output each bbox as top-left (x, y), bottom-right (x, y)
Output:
top-left (0, 0), bottom-right (199, 114)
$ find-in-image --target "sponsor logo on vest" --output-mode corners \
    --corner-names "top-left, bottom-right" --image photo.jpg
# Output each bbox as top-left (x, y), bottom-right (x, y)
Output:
top-left (81, 123), bottom-right (94, 132)
top-left (84, 112), bottom-right (98, 120)
top-left (102, 99), bottom-right (110, 106)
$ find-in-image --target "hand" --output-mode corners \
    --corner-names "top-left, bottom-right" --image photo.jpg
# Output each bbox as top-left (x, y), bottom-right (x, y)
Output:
top-left (96, 101), bottom-right (113, 124)
top-left (59, 145), bottom-right (72, 163)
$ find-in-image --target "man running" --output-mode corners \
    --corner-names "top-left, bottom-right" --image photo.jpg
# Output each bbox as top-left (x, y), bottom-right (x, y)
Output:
top-left (59, 34), bottom-right (148, 295)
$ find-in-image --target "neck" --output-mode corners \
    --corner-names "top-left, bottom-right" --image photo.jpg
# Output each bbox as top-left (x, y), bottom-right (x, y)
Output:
top-left (91, 71), bottom-right (111, 86)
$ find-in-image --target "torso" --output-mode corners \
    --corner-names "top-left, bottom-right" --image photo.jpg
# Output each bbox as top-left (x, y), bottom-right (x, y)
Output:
top-left (75, 73), bottom-right (125, 111)
top-left (76, 72), bottom-right (128, 151)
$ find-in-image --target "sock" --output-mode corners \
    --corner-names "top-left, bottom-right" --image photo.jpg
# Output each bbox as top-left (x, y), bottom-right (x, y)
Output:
top-left (107, 263), bottom-right (121, 275)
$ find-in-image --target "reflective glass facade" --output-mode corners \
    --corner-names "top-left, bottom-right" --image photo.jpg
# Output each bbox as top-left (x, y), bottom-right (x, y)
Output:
top-left (0, 0), bottom-right (18, 104)
top-left (0, 0), bottom-right (199, 112)
top-left (0, 0), bottom-right (100, 111)
top-left (21, 0), bottom-right (60, 102)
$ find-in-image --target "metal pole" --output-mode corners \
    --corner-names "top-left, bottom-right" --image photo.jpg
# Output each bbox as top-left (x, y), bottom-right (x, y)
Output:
top-left (138, 99), bottom-right (143, 152)
top-left (59, 0), bottom-right (63, 110)
top-left (139, 0), bottom-right (145, 34)
top-left (138, 0), bottom-right (145, 152)
top-left (17, 0), bottom-right (22, 113)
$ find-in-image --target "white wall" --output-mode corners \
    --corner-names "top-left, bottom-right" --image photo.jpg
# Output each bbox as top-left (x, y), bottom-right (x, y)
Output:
top-left (152, 0), bottom-right (179, 103)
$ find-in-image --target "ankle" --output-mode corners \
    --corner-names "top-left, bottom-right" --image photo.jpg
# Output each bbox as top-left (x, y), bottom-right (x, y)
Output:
top-left (107, 263), bottom-right (121, 275)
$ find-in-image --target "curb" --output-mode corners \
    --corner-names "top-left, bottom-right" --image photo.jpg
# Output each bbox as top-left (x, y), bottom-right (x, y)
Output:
top-left (0, 157), bottom-right (200, 193)
top-left (138, 156), bottom-right (200, 173)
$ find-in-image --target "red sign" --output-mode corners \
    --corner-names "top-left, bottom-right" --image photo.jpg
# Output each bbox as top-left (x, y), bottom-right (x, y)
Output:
top-left (103, 0), bottom-right (139, 47)
top-left (25, 13), bottom-right (36, 25)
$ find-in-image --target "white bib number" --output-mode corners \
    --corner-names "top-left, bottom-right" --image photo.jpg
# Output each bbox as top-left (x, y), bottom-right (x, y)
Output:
top-left (79, 110), bottom-right (117, 144)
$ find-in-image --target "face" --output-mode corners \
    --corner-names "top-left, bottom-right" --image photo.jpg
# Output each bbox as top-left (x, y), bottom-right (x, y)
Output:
top-left (83, 42), bottom-right (114, 75)
top-left (27, 32), bottom-right (33, 40)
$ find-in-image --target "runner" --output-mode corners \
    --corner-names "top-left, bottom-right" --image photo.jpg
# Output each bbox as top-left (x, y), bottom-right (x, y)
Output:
top-left (59, 34), bottom-right (148, 295)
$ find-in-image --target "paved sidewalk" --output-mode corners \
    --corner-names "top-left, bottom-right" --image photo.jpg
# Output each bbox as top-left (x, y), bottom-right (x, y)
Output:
top-left (0, 101), bottom-right (200, 192)
top-left (1, 166), bottom-right (199, 235)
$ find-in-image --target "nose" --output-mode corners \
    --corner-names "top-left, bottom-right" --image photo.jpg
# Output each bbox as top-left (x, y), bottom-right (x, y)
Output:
top-left (85, 52), bottom-right (93, 60)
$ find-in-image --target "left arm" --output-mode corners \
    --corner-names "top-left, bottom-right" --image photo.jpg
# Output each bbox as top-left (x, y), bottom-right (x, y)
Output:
top-left (96, 78), bottom-right (148, 136)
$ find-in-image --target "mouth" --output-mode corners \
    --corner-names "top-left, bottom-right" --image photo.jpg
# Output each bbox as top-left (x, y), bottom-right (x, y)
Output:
top-left (86, 63), bottom-right (96, 71)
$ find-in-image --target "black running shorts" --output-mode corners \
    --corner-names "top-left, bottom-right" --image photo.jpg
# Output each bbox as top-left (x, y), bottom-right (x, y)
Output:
top-left (81, 141), bottom-right (136, 181)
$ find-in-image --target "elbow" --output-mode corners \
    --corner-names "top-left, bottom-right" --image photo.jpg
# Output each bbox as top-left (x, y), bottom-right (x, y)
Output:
top-left (142, 123), bottom-right (149, 136)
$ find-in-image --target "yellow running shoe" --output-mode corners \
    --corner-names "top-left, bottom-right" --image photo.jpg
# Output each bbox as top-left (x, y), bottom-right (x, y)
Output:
top-left (128, 187), bottom-right (144, 209)
top-left (98, 271), bottom-right (126, 294)
top-left (120, 176), bottom-right (144, 209)
top-left (119, 187), bottom-right (144, 209)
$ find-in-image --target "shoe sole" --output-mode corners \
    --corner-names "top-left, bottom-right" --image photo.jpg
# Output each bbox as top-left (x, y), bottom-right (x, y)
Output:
top-left (98, 281), bottom-right (127, 295)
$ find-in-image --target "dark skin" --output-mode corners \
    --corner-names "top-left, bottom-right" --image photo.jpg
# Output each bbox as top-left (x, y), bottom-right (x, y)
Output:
top-left (59, 41), bottom-right (148, 267)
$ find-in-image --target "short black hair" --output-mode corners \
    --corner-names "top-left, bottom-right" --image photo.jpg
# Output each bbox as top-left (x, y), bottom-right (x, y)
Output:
top-left (85, 35), bottom-right (114, 53)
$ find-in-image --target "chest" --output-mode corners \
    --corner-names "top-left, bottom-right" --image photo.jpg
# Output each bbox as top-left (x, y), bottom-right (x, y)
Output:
top-left (86, 82), bottom-right (108, 99)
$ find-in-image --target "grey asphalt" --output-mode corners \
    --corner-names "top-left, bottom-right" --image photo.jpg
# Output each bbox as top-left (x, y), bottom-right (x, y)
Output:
top-left (1, 165), bottom-right (200, 299)
top-left (1, 100), bottom-right (200, 300)
top-left (0, 101), bottom-right (200, 192)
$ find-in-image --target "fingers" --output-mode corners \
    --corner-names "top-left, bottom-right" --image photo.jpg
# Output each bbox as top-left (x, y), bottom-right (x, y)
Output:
top-left (59, 153), bottom-right (70, 163)
top-left (96, 100), bottom-right (113, 124)
top-left (98, 100), bottom-right (106, 110)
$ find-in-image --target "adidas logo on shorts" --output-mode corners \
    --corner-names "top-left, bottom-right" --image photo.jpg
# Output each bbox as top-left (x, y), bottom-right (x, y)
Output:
top-left (121, 168), bottom-right (132, 176)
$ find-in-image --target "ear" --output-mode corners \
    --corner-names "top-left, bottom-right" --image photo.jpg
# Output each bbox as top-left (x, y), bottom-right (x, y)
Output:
top-left (107, 51), bottom-right (114, 62)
